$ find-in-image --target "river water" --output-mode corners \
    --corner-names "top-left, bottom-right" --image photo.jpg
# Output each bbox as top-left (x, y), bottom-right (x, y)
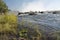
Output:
top-left (18, 13), bottom-right (60, 33)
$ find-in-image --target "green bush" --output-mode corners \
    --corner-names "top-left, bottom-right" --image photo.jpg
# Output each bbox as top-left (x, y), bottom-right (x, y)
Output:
top-left (0, 14), bottom-right (17, 34)
top-left (0, 0), bottom-right (8, 13)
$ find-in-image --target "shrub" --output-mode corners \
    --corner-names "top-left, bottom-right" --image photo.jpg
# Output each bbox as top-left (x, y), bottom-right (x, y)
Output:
top-left (0, 14), bottom-right (17, 40)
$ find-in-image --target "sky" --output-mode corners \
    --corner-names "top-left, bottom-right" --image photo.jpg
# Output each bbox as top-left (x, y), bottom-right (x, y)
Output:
top-left (4, 0), bottom-right (60, 12)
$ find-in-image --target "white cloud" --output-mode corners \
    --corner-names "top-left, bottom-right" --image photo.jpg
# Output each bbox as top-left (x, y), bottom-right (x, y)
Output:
top-left (46, 0), bottom-right (60, 11)
top-left (21, 0), bottom-right (46, 12)
top-left (20, 0), bottom-right (60, 12)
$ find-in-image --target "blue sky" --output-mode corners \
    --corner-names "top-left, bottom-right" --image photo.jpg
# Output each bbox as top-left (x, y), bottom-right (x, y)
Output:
top-left (4, 0), bottom-right (60, 12)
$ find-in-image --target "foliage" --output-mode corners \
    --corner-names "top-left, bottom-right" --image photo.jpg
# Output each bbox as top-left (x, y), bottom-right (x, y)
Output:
top-left (0, 0), bottom-right (8, 13)
top-left (0, 14), bottom-right (17, 34)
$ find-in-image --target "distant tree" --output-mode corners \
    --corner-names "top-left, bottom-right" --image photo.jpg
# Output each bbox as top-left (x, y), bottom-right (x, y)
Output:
top-left (53, 11), bottom-right (56, 14)
top-left (0, 0), bottom-right (8, 14)
top-left (29, 11), bottom-right (36, 15)
top-left (40, 11), bottom-right (44, 13)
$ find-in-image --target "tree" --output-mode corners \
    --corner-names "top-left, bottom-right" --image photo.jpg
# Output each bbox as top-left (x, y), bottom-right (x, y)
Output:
top-left (0, 0), bottom-right (8, 14)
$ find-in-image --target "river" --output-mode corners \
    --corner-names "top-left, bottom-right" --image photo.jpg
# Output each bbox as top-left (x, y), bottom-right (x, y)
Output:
top-left (18, 13), bottom-right (60, 34)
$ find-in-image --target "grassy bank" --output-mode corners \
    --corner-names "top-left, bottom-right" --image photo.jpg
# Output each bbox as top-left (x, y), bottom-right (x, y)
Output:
top-left (0, 13), bottom-right (42, 40)
top-left (0, 13), bottom-right (60, 40)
